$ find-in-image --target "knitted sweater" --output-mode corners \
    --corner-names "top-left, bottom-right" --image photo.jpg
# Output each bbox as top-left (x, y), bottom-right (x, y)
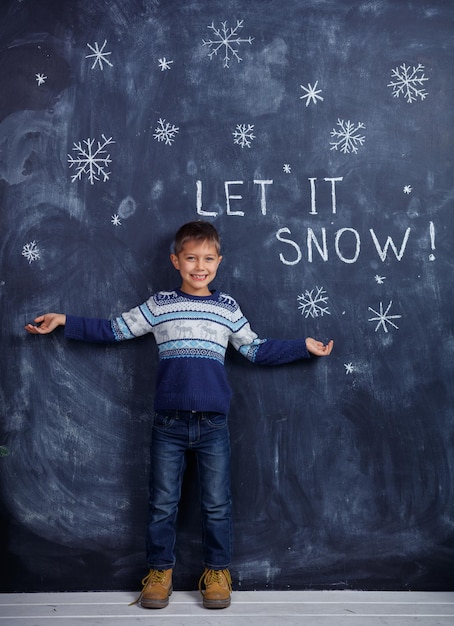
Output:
top-left (65, 288), bottom-right (310, 414)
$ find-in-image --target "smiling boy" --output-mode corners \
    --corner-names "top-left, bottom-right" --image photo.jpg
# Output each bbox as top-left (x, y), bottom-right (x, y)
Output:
top-left (170, 236), bottom-right (222, 296)
top-left (25, 220), bottom-right (333, 609)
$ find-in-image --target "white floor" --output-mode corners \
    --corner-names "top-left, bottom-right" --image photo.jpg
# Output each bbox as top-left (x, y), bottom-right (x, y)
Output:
top-left (1, 591), bottom-right (454, 625)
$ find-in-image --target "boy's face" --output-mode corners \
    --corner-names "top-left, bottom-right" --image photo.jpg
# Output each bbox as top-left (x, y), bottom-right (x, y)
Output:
top-left (170, 240), bottom-right (222, 296)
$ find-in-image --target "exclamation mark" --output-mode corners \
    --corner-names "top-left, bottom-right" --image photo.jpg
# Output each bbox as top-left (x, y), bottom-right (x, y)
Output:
top-left (429, 221), bottom-right (436, 261)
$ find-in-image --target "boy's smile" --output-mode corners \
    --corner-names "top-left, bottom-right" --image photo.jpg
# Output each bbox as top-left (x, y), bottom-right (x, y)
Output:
top-left (170, 240), bottom-right (222, 296)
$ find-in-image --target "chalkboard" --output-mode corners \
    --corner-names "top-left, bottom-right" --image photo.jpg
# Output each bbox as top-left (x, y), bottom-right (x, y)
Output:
top-left (1, 0), bottom-right (453, 593)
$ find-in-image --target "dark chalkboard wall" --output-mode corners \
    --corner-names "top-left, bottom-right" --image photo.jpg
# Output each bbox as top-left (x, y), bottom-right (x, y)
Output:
top-left (1, 0), bottom-right (453, 592)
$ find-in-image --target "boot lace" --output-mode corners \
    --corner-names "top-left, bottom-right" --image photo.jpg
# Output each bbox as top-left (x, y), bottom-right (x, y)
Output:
top-left (199, 568), bottom-right (232, 592)
top-left (129, 569), bottom-right (168, 605)
top-left (142, 569), bottom-right (167, 586)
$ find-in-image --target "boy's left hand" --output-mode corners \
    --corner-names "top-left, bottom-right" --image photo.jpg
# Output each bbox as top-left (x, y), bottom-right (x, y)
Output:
top-left (305, 338), bottom-right (334, 356)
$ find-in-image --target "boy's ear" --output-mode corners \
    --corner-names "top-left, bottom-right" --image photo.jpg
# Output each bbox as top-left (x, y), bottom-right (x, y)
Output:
top-left (170, 253), bottom-right (179, 270)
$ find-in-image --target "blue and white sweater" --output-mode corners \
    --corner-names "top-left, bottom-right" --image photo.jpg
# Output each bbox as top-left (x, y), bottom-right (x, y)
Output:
top-left (65, 289), bottom-right (310, 414)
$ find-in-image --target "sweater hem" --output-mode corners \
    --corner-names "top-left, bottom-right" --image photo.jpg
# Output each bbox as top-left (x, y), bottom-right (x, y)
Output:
top-left (154, 393), bottom-right (231, 415)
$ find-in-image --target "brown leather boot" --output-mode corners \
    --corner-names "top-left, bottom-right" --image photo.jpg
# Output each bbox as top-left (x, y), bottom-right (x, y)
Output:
top-left (137, 569), bottom-right (173, 609)
top-left (198, 568), bottom-right (232, 609)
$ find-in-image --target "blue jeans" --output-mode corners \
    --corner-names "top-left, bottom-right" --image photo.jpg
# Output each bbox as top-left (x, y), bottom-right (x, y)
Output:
top-left (147, 410), bottom-right (232, 570)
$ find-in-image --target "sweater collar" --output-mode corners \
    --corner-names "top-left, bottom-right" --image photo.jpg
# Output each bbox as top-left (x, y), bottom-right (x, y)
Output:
top-left (175, 288), bottom-right (220, 301)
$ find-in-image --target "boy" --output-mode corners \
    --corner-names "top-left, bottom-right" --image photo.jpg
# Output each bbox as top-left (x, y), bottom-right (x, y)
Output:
top-left (25, 220), bottom-right (333, 609)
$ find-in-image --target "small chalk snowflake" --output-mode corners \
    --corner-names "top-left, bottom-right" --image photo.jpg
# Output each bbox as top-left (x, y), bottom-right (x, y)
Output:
top-left (387, 63), bottom-right (429, 103)
top-left (368, 300), bottom-right (401, 333)
top-left (202, 20), bottom-right (254, 68)
top-left (297, 286), bottom-right (331, 319)
top-left (233, 123), bottom-right (255, 148)
top-left (85, 40), bottom-right (113, 70)
top-left (330, 119), bottom-right (366, 154)
top-left (374, 274), bottom-right (386, 284)
top-left (67, 134), bottom-right (115, 185)
top-left (403, 185), bottom-right (412, 194)
top-left (158, 57), bottom-right (173, 71)
top-left (283, 164), bottom-right (291, 173)
top-left (153, 118), bottom-right (179, 145)
top-left (300, 81), bottom-right (324, 106)
top-left (344, 362), bottom-right (355, 374)
top-left (35, 73), bottom-right (47, 85)
top-left (22, 240), bottom-right (40, 264)
top-left (111, 214), bottom-right (121, 226)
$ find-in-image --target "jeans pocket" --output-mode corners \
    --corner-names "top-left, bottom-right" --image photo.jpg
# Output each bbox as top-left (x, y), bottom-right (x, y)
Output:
top-left (153, 412), bottom-right (175, 430)
top-left (205, 413), bottom-right (227, 429)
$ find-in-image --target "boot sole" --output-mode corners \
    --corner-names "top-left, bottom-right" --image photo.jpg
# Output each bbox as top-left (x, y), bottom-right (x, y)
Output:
top-left (203, 597), bottom-right (231, 609)
top-left (140, 588), bottom-right (173, 609)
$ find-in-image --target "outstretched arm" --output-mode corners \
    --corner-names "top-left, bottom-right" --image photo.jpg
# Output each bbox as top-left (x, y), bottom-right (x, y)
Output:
top-left (25, 313), bottom-right (66, 335)
top-left (305, 337), bottom-right (334, 356)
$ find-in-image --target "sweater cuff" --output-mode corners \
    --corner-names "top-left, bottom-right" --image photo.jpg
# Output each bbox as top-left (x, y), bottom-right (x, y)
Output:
top-left (64, 315), bottom-right (85, 340)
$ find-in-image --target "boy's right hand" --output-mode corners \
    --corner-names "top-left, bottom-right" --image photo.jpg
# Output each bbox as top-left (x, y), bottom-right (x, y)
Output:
top-left (25, 313), bottom-right (66, 335)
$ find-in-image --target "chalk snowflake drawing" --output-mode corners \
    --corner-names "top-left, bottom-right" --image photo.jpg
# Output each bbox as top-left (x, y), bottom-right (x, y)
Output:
top-left (85, 40), bottom-right (113, 70)
top-left (297, 287), bottom-right (331, 318)
top-left (111, 214), bottom-right (121, 226)
top-left (300, 81), bottom-right (324, 106)
top-left (158, 57), bottom-right (173, 71)
top-left (344, 362), bottom-right (355, 374)
top-left (368, 300), bottom-right (401, 333)
top-left (233, 123), bottom-right (255, 148)
top-left (67, 134), bottom-right (115, 185)
top-left (153, 118), bottom-right (179, 145)
top-left (374, 274), bottom-right (386, 284)
top-left (22, 240), bottom-right (40, 263)
top-left (35, 73), bottom-right (47, 85)
top-left (387, 63), bottom-right (429, 103)
top-left (330, 119), bottom-right (366, 154)
top-left (283, 164), bottom-right (291, 173)
top-left (403, 185), bottom-right (412, 194)
top-left (202, 20), bottom-right (254, 68)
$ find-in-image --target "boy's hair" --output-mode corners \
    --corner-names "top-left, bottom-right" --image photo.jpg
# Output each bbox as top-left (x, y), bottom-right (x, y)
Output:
top-left (173, 221), bottom-right (221, 255)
